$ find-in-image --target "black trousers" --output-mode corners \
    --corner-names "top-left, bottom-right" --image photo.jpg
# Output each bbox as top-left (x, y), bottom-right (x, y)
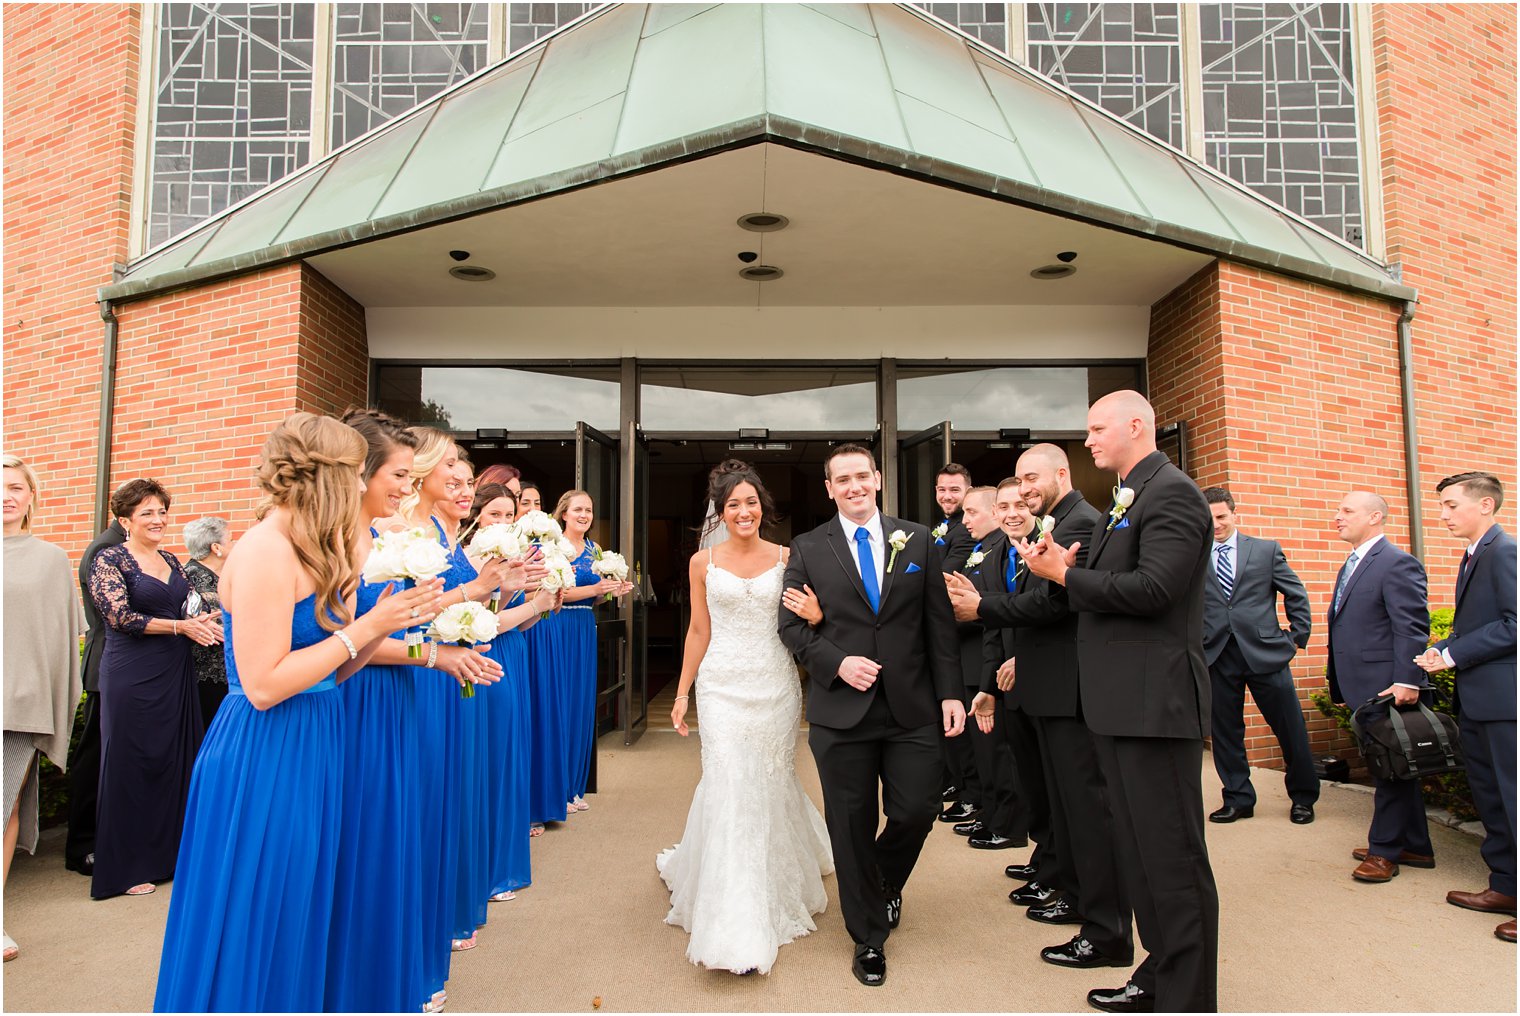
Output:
top-left (941, 685), bottom-right (982, 804)
top-left (64, 690), bottom-right (101, 867)
top-left (1208, 637), bottom-right (1320, 808)
top-left (1035, 713), bottom-right (1131, 959)
top-left (1092, 733), bottom-right (1219, 1013)
top-left (809, 692), bottom-right (942, 949)
top-left (1001, 696), bottom-right (1051, 877)
top-left (969, 690), bottom-right (1025, 839)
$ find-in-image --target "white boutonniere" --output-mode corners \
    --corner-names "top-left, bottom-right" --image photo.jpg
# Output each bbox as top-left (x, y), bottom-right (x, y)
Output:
top-left (887, 529), bottom-right (912, 573)
top-left (931, 521), bottom-right (948, 543)
top-left (966, 549), bottom-right (986, 569)
top-left (1038, 515), bottom-right (1056, 540)
top-left (1107, 484), bottom-right (1135, 532)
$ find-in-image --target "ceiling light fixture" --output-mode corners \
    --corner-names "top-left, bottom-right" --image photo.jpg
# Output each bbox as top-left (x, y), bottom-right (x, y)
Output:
top-left (739, 265), bottom-right (784, 281)
top-left (738, 212), bottom-right (789, 232)
top-left (449, 266), bottom-right (496, 282)
top-left (1030, 264), bottom-right (1076, 280)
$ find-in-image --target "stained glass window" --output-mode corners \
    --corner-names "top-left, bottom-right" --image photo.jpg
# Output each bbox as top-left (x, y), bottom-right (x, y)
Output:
top-left (1201, 3), bottom-right (1364, 247)
top-left (508, 3), bottom-right (604, 55)
top-left (330, 4), bottom-right (489, 150)
top-left (912, 3), bottom-right (1009, 53)
top-left (1027, 3), bottom-right (1185, 150)
top-left (149, 3), bottom-right (315, 249)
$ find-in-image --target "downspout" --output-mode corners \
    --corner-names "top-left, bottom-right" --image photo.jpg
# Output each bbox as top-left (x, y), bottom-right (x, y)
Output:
top-left (1396, 296), bottom-right (1423, 561)
top-left (95, 299), bottom-right (119, 532)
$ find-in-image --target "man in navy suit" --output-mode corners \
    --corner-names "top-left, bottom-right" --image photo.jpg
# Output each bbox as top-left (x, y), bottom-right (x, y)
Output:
top-left (1416, 472), bottom-right (1517, 942)
top-left (1325, 491), bottom-right (1432, 884)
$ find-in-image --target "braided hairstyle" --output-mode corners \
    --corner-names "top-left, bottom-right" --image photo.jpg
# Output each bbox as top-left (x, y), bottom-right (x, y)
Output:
top-left (255, 412), bottom-right (367, 632)
top-left (340, 406), bottom-right (418, 481)
top-left (701, 459), bottom-right (775, 542)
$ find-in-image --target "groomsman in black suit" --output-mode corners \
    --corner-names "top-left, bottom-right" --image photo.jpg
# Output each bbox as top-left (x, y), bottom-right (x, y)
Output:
top-left (1199, 487), bottom-right (1320, 824)
top-left (1021, 392), bottom-right (1218, 1013)
top-left (66, 516), bottom-right (126, 876)
top-left (1416, 472), bottom-right (1517, 942)
top-left (946, 486), bottom-right (1026, 850)
top-left (932, 464), bottom-right (981, 822)
top-left (1325, 491), bottom-right (1432, 883)
top-left (778, 444), bottom-right (965, 987)
top-left (955, 447), bottom-right (1132, 972)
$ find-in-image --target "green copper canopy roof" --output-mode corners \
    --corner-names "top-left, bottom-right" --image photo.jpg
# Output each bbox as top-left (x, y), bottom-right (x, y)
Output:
top-left (106, 3), bottom-right (1412, 303)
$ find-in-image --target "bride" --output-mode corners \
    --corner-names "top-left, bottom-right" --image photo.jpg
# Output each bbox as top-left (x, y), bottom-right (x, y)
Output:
top-left (658, 460), bottom-right (833, 975)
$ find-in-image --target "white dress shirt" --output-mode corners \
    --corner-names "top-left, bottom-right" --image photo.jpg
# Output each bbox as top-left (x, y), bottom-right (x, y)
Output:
top-left (1214, 531), bottom-right (1239, 585)
top-left (839, 511), bottom-right (885, 589)
top-left (1339, 534), bottom-right (1418, 688)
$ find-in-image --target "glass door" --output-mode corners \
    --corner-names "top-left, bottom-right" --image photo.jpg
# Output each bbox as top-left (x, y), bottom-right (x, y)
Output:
top-left (619, 420), bottom-right (650, 745)
top-left (574, 422), bottom-right (619, 791)
top-left (899, 421), bottom-right (953, 527)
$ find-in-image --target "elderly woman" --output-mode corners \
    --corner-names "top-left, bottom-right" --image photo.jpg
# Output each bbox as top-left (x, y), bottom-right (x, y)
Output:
top-left (3, 455), bottom-right (84, 962)
top-left (87, 479), bottom-right (219, 899)
top-left (182, 516), bottom-right (232, 727)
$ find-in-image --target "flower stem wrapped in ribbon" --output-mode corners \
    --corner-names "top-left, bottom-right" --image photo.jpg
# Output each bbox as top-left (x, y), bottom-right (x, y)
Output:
top-left (363, 526), bottom-right (452, 657)
top-left (1107, 483), bottom-right (1136, 532)
top-left (429, 599), bottom-right (499, 698)
top-left (887, 529), bottom-right (912, 573)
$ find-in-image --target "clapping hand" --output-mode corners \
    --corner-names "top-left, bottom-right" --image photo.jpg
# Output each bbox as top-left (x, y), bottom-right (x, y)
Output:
top-left (941, 697), bottom-right (966, 737)
top-left (944, 572), bottom-right (981, 622)
top-left (994, 656), bottom-right (1016, 692)
top-left (179, 615), bottom-right (224, 647)
top-left (1016, 533), bottom-right (1080, 584)
top-left (368, 577), bottom-right (445, 637)
top-left (969, 691), bottom-right (997, 734)
top-left (434, 644), bottom-right (503, 691)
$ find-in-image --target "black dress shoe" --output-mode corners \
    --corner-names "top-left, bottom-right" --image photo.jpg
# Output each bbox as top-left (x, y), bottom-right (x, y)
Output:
top-left (1009, 881), bottom-right (1057, 906)
top-left (953, 819), bottom-right (986, 837)
top-left (1087, 982), bottom-right (1155, 1013)
top-left (852, 946), bottom-right (886, 986)
top-left (1290, 803), bottom-right (1315, 824)
top-left (1042, 935), bottom-right (1132, 968)
top-left (1207, 804), bottom-right (1254, 823)
top-left (1027, 897), bottom-right (1083, 924)
top-left (969, 833), bottom-right (1025, 849)
top-left (941, 784), bottom-right (961, 802)
top-left (1006, 862), bottom-right (1038, 880)
top-left (64, 853), bottom-right (94, 876)
top-left (940, 801), bottom-right (981, 822)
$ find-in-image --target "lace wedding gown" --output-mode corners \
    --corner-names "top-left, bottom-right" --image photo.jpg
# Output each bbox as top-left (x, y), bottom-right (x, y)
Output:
top-left (656, 553), bottom-right (834, 975)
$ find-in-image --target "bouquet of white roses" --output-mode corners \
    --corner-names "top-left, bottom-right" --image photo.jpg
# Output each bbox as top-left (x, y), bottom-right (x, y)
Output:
top-left (363, 527), bottom-right (453, 657)
top-left (429, 599), bottom-right (499, 698)
top-left (515, 510), bottom-right (564, 545)
top-left (468, 522), bottom-right (530, 611)
top-left (536, 549), bottom-right (577, 617)
top-left (591, 549), bottom-right (629, 602)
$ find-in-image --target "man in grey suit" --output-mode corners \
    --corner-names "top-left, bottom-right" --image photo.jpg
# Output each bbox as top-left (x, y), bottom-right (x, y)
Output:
top-left (1200, 487), bottom-right (1319, 825)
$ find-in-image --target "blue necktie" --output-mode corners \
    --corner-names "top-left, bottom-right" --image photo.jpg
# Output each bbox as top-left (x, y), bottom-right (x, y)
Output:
top-left (854, 527), bottom-right (881, 613)
top-left (1216, 544), bottom-right (1234, 599)
top-left (1007, 546), bottom-right (1020, 593)
top-left (1333, 551), bottom-right (1359, 613)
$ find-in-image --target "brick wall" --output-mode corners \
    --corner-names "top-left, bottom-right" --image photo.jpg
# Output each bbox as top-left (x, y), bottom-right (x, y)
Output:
top-left (2, 3), bottom-right (141, 560)
top-left (1372, 3), bottom-right (1519, 599)
top-left (108, 264), bottom-right (369, 555)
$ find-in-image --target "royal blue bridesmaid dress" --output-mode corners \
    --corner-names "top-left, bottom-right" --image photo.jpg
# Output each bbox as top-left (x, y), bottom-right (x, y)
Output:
top-left (557, 542), bottom-right (601, 805)
top-left (484, 590), bottom-right (532, 895)
top-left (523, 603), bottom-right (568, 825)
top-left (324, 571), bottom-right (427, 1012)
top-left (154, 594), bottom-right (343, 1013)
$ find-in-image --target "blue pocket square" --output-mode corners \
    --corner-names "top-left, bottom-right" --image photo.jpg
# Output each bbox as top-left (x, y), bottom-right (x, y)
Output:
top-left (905, 562), bottom-right (922, 574)
top-left (1115, 518), bottom-right (1131, 530)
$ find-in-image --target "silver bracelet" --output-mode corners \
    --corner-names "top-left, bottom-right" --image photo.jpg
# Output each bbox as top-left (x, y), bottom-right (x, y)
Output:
top-left (334, 629), bottom-right (358, 660)
top-left (425, 642), bottom-right (440, 669)
top-left (172, 620), bottom-right (179, 637)
top-left (674, 694), bottom-right (689, 701)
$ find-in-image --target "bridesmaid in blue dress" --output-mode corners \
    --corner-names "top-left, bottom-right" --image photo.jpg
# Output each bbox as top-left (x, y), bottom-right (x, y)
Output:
top-left (548, 490), bottom-right (634, 813)
top-left (325, 409), bottom-right (431, 1013)
top-left (402, 430), bottom-right (504, 1003)
top-left (463, 483), bottom-right (556, 901)
top-left (517, 485), bottom-right (567, 833)
top-left (155, 412), bottom-right (442, 1013)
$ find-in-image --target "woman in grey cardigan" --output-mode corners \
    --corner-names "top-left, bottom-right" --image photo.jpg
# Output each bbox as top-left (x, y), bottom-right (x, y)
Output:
top-left (2, 455), bottom-right (85, 962)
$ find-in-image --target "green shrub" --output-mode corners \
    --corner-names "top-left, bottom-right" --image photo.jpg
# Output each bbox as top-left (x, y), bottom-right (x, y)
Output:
top-left (1311, 608), bottom-right (1475, 821)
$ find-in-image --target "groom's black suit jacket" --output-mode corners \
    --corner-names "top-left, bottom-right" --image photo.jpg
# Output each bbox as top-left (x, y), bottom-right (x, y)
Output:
top-left (779, 514), bottom-right (961, 730)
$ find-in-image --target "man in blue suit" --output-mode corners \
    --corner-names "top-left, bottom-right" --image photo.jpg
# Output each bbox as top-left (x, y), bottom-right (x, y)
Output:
top-left (1325, 491), bottom-right (1432, 883)
top-left (1416, 472), bottom-right (1517, 942)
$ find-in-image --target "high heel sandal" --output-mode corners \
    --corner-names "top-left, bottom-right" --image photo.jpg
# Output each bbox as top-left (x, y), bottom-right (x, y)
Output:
top-left (488, 890), bottom-right (516, 902)
top-left (529, 823), bottom-right (545, 838)
top-left (451, 931), bottom-right (478, 952)
top-left (125, 883), bottom-right (156, 896)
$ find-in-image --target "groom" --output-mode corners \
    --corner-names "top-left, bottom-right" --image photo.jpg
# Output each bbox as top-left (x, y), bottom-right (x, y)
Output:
top-left (779, 443), bottom-right (965, 987)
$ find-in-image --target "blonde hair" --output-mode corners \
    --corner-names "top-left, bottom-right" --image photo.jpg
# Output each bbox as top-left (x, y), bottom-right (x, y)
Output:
top-left (2, 454), bottom-right (38, 532)
top-left (400, 426), bottom-right (455, 523)
top-left (551, 488), bottom-right (593, 525)
top-left (256, 413), bottom-right (367, 632)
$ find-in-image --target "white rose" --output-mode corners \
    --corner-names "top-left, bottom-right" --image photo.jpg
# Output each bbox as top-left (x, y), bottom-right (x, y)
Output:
top-left (888, 529), bottom-right (910, 551)
top-left (361, 541), bottom-right (405, 583)
top-left (556, 537), bottom-right (577, 559)
top-left (431, 601), bottom-right (499, 645)
top-left (592, 551), bottom-right (629, 581)
top-left (1115, 487), bottom-right (1135, 509)
top-left (966, 550), bottom-right (986, 568)
top-left (1038, 515), bottom-right (1057, 538)
top-left (401, 538), bottom-right (451, 580)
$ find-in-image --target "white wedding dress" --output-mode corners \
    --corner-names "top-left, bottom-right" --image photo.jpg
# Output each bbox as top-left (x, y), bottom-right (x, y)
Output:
top-left (656, 550), bottom-right (834, 975)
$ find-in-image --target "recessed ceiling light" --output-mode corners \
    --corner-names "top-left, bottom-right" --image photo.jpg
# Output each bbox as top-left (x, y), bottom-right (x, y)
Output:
top-left (1030, 264), bottom-right (1076, 280)
top-left (739, 265), bottom-right (784, 281)
top-left (738, 212), bottom-right (789, 232)
top-left (449, 266), bottom-right (496, 281)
